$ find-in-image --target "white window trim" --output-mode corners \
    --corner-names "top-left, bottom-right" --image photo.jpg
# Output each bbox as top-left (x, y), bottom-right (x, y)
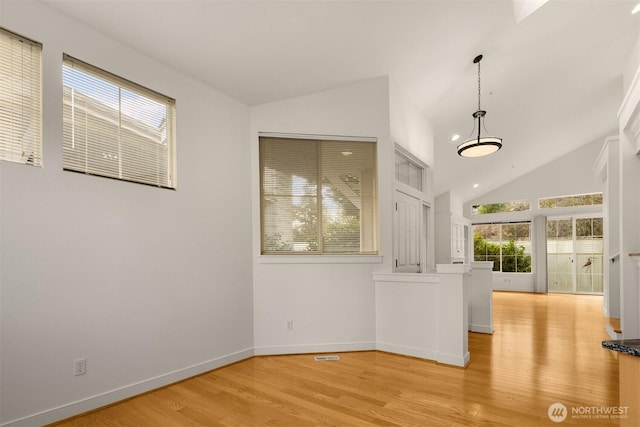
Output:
top-left (259, 132), bottom-right (376, 143)
top-left (472, 221), bottom-right (533, 273)
top-left (258, 254), bottom-right (384, 264)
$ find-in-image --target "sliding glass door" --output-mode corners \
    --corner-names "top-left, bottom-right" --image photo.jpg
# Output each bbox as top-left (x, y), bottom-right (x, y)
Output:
top-left (575, 217), bottom-right (603, 293)
top-left (547, 216), bottom-right (603, 294)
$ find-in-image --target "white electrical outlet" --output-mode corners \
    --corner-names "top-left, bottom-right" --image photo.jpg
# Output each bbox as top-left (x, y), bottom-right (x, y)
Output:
top-left (286, 320), bottom-right (293, 330)
top-left (74, 358), bottom-right (86, 376)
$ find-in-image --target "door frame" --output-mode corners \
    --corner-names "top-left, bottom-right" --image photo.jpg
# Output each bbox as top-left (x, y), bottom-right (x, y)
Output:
top-left (393, 189), bottom-right (421, 273)
top-left (547, 213), bottom-right (603, 295)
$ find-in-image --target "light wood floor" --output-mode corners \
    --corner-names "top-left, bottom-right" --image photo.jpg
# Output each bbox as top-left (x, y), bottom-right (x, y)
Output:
top-left (52, 292), bottom-right (620, 426)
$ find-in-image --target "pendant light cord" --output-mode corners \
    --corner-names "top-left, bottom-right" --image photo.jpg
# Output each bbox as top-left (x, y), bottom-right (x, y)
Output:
top-left (477, 59), bottom-right (482, 141)
top-left (477, 59), bottom-right (481, 112)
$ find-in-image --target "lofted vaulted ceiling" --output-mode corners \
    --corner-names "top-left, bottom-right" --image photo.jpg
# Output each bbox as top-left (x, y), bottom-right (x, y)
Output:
top-left (40, 0), bottom-right (640, 202)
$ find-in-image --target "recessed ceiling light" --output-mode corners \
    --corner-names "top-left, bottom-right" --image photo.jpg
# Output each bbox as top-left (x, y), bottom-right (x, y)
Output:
top-left (473, 183), bottom-right (480, 188)
top-left (341, 151), bottom-right (353, 156)
top-left (633, 2), bottom-right (640, 14)
top-left (451, 134), bottom-right (460, 142)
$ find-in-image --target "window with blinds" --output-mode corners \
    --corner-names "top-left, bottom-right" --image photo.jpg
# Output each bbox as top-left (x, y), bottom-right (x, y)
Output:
top-left (260, 135), bottom-right (378, 255)
top-left (0, 28), bottom-right (42, 166)
top-left (62, 54), bottom-right (176, 188)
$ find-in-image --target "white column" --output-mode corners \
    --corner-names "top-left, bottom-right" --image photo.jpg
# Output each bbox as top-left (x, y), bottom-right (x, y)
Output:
top-left (618, 68), bottom-right (640, 339)
top-left (436, 264), bottom-right (470, 367)
top-left (469, 262), bottom-right (494, 334)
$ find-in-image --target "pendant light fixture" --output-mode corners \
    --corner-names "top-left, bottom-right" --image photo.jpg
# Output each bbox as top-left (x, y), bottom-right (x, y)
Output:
top-left (457, 54), bottom-right (502, 157)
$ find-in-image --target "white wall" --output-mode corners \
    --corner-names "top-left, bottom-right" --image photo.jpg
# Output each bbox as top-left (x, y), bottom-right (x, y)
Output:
top-left (389, 81), bottom-right (434, 168)
top-left (375, 278), bottom-right (440, 360)
top-left (374, 269), bottom-right (471, 367)
top-left (0, 1), bottom-right (254, 425)
top-left (389, 81), bottom-right (436, 272)
top-left (464, 137), bottom-right (606, 222)
top-left (435, 191), bottom-right (464, 216)
top-left (250, 77), bottom-right (435, 355)
top-left (492, 273), bottom-right (535, 292)
top-left (250, 77), bottom-right (391, 355)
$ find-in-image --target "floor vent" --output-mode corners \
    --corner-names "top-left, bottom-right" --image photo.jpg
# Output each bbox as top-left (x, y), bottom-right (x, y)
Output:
top-left (314, 355), bottom-right (340, 362)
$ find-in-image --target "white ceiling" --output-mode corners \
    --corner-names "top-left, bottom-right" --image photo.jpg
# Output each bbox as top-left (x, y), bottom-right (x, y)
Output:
top-left (40, 0), bottom-right (640, 202)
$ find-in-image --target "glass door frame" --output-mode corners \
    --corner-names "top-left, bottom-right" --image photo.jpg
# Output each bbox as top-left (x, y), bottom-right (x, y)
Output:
top-left (547, 213), bottom-right (603, 295)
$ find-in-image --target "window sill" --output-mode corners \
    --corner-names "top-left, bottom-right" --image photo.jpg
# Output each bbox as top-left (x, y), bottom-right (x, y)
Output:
top-left (258, 255), bottom-right (384, 264)
top-left (492, 271), bottom-right (533, 275)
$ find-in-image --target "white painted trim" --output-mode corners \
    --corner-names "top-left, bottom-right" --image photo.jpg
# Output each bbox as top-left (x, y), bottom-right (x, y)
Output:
top-left (258, 132), bottom-right (377, 143)
top-left (372, 272), bottom-right (439, 283)
top-left (471, 261), bottom-right (494, 270)
top-left (376, 342), bottom-right (437, 361)
top-left (253, 342), bottom-right (376, 356)
top-left (593, 136), bottom-right (619, 183)
top-left (493, 284), bottom-right (535, 292)
top-left (618, 61), bottom-right (640, 131)
top-left (1, 348), bottom-right (254, 427)
top-left (437, 351), bottom-right (470, 367)
top-left (258, 255), bottom-right (384, 264)
top-left (469, 324), bottom-right (494, 334)
top-left (394, 143), bottom-right (430, 169)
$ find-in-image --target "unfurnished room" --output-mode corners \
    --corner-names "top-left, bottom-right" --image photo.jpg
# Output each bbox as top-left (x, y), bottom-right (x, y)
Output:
top-left (1, 1), bottom-right (640, 426)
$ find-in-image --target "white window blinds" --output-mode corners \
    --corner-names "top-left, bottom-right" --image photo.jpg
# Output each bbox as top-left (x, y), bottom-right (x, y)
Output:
top-left (260, 135), bottom-right (378, 255)
top-left (62, 54), bottom-right (177, 188)
top-left (0, 28), bottom-right (42, 166)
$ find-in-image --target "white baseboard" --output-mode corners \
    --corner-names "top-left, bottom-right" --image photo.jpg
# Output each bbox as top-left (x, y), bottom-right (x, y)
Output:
top-left (375, 342), bottom-right (437, 361)
top-left (469, 323), bottom-right (494, 334)
top-left (2, 348), bottom-right (254, 427)
top-left (605, 323), bottom-right (623, 340)
top-left (492, 285), bottom-right (534, 292)
top-left (253, 341), bottom-right (376, 356)
top-left (437, 351), bottom-right (470, 367)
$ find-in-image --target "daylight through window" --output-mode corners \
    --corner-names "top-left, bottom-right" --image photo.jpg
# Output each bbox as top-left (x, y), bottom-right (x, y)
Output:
top-left (474, 222), bottom-right (532, 272)
top-left (62, 55), bottom-right (176, 188)
top-left (0, 28), bottom-right (42, 166)
top-left (539, 193), bottom-right (602, 209)
top-left (472, 200), bottom-right (530, 215)
top-left (260, 135), bottom-right (378, 255)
